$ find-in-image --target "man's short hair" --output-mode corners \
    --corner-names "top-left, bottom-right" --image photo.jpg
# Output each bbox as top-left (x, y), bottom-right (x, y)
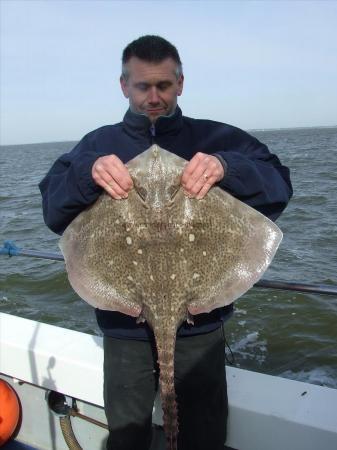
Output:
top-left (121, 35), bottom-right (183, 80)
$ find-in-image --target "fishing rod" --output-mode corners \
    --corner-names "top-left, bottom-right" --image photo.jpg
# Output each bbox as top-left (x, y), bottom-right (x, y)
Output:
top-left (1, 240), bottom-right (64, 261)
top-left (1, 240), bottom-right (337, 296)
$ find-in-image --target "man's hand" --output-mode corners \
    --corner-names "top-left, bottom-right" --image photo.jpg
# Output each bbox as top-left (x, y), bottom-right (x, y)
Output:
top-left (92, 155), bottom-right (133, 199)
top-left (181, 153), bottom-right (225, 199)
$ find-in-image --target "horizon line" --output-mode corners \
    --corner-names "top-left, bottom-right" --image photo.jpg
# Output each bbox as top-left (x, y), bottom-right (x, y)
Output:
top-left (1, 124), bottom-right (336, 147)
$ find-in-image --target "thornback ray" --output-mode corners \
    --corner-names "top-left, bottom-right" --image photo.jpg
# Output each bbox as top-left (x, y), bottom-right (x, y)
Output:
top-left (59, 144), bottom-right (282, 450)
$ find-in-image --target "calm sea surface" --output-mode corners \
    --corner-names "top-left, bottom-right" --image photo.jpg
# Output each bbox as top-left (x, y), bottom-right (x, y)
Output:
top-left (1, 127), bottom-right (337, 387)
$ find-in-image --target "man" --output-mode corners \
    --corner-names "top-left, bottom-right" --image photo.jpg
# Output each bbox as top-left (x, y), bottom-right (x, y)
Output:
top-left (39, 35), bottom-right (292, 450)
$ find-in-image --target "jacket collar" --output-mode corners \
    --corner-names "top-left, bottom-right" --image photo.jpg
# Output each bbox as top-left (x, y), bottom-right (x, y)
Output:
top-left (122, 106), bottom-right (183, 139)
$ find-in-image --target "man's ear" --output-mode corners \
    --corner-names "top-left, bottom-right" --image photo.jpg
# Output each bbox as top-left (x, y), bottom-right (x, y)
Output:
top-left (177, 74), bottom-right (184, 96)
top-left (120, 76), bottom-right (129, 98)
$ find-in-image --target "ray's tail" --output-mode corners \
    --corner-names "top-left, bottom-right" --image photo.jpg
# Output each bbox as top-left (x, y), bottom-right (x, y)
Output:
top-left (153, 327), bottom-right (179, 450)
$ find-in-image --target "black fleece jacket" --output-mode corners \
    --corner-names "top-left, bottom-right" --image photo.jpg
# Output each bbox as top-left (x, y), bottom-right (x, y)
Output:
top-left (39, 106), bottom-right (292, 339)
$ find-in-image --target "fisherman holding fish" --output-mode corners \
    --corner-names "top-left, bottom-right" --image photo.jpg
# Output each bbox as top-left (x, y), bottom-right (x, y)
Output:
top-left (40, 35), bottom-right (292, 450)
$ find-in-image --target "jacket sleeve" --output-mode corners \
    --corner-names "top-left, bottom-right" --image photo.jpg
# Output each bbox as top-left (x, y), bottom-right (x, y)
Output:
top-left (213, 134), bottom-right (293, 221)
top-left (39, 134), bottom-right (104, 235)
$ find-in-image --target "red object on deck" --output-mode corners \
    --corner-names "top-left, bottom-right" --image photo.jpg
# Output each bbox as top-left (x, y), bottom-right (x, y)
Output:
top-left (0, 379), bottom-right (20, 446)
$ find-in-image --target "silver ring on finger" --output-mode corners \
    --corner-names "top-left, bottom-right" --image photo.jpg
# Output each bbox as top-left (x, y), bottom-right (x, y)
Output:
top-left (203, 172), bottom-right (209, 182)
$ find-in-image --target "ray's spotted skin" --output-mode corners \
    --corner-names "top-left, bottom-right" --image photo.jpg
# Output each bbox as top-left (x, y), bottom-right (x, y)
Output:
top-left (59, 145), bottom-right (282, 450)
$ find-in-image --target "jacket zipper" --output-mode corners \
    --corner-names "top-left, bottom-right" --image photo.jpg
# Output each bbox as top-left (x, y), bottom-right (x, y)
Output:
top-left (150, 124), bottom-right (156, 144)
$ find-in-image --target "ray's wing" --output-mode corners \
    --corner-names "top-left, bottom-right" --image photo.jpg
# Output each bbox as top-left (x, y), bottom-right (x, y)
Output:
top-left (181, 187), bottom-right (282, 314)
top-left (59, 192), bottom-right (146, 316)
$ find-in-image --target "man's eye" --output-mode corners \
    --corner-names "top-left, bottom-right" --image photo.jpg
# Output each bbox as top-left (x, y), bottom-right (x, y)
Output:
top-left (136, 84), bottom-right (149, 92)
top-left (157, 82), bottom-right (171, 91)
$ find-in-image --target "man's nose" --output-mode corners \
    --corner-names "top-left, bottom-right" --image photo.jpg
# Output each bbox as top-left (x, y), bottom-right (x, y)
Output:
top-left (148, 87), bottom-right (160, 104)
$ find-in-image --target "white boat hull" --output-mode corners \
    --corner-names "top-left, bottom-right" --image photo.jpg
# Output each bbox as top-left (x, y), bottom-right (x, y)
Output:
top-left (1, 312), bottom-right (337, 450)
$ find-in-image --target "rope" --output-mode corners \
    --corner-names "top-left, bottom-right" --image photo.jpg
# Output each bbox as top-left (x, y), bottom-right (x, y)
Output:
top-left (59, 416), bottom-right (83, 450)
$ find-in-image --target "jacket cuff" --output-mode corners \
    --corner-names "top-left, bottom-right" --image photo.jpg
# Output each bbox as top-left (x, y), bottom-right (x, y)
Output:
top-left (76, 157), bottom-right (103, 199)
top-left (212, 153), bottom-right (228, 183)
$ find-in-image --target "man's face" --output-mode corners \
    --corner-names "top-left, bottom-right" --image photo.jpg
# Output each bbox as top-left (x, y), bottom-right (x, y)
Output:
top-left (120, 57), bottom-right (184, 123)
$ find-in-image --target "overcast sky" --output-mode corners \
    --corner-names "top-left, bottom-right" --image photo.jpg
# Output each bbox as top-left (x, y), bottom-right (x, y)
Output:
top-left (1, 0), bottom-right (337, 145)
